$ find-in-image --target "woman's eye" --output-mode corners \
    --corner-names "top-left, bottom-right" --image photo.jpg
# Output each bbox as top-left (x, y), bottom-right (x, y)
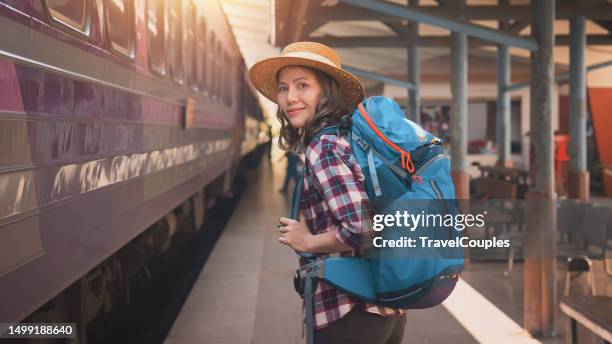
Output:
top-left (298, 83), bottom-right (308, 89)
top-left (277, 86), bottom-right (287, 93)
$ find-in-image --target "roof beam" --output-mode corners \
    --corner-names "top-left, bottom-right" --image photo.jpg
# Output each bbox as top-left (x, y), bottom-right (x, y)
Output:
top-left (311, 34), bottom-right (612, 47)
top-left (272, 0), bottom-right (323, 47)
top-left (338, 0), bottom-right (537, 50)
top-left (593, 20), bottom-right (612, 33)
top-left (319, 2), bottom-right (612, 22)
top-left (343, 65), bottom-right (415, 90)
top-left (507, 20), bottom-right (528, 34)
top-left (314, 36), bottom-right (420, 47)
top-left (555, 34), bottom-right (612, 46)
top-left (383, 22), bottom-right (411, 37)
top-left (507, 59), bottom-right (612, 92)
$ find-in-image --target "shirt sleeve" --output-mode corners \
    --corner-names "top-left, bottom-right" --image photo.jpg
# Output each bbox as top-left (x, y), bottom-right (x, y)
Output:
top-left (307, 137), bottom-right (373, 249)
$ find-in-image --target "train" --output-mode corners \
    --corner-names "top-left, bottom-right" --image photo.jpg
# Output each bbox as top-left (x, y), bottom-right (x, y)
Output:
top-left (0, 0), bottom-right (268, 341)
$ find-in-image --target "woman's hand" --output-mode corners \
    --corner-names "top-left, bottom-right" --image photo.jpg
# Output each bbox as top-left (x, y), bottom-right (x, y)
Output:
top-left (278, 215), bottom-right (313, 252)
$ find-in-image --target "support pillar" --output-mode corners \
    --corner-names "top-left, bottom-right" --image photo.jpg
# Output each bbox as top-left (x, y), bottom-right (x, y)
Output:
top-left (450, 22), bottom-right (469, 200)
top-left (496, 0), bottom-right (512, 168)
top-left (568, 15), bottom-right (590, 200)
top-left (407, 0), bottom-right (420, 124)
top-left (524, 0), bottom-right (557, 338)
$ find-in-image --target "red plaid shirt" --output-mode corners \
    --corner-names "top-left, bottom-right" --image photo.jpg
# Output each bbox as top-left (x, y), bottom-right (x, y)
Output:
top-left (299, 133), bottom-right (405, 330)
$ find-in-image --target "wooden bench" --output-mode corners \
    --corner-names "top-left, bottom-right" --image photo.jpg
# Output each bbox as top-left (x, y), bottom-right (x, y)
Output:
top-left (473, 165), bottom-right (528, 199)
top-left (474, 177), bottom-right (518, 199)
top-left (560, 295), bottom-right (612, 344)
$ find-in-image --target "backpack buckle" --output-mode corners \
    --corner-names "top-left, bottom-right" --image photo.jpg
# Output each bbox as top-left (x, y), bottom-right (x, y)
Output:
top-left (294, 269), bottom-right (305, 296)
top-left (351, 132), bottom-right (369, 151)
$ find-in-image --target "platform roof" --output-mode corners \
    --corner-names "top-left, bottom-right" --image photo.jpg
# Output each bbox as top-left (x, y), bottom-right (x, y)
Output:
top-left (222, 0), bottom-right (612, 117)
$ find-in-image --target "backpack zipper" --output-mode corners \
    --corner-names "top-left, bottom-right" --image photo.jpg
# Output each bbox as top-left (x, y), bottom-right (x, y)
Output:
top-left (379, 286), bottom-right (425, 302)
top-left (430, 179), bottom-right (449, 213)
top-left (430, 179), bottom-right (452, 240)
top-left (430, 180), bottom-right (444, 200)
top-left (413, 154), bottom-right (447, 177)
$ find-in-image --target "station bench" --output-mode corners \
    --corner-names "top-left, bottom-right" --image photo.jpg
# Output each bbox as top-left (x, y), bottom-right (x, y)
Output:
top-left (473, 165), bottom-right (528, 199)
top-left (560, 295), bottom-right (612, 344)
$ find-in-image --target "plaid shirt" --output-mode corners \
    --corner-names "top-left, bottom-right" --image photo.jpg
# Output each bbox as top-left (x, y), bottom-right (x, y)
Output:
top-left (299, 133), bottom-right (405, 331)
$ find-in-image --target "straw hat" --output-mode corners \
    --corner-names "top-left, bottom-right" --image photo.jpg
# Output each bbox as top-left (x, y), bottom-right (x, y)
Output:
top-left (248, 41), bottom-right (365, 109)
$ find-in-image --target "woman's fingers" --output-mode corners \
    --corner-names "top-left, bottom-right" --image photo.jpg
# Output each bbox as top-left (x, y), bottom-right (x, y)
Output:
top-left (278, 217), bottom-right (297, 225)
top-left (277, 217), bottom-right (306, 251)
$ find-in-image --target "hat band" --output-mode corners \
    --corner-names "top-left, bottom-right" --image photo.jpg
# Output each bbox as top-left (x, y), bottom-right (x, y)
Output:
top-left (282, 51), bottom-right (339, 68)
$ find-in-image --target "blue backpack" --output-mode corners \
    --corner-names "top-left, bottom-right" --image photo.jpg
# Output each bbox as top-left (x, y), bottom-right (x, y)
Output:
top-left (292, 96), bottom-right (463, 343)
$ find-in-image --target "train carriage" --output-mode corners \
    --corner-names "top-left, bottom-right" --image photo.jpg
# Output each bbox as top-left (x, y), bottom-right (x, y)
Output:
top-left (0, 0), bottom-right (266, 338)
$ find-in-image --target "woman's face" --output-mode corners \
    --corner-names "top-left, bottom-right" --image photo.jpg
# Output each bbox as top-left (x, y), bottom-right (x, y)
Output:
top-left (276, 66), bottom-right (322, 129)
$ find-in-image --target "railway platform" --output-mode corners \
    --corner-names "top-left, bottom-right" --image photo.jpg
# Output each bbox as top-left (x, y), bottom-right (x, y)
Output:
top-left (164, 155), bottom-right (611, 344)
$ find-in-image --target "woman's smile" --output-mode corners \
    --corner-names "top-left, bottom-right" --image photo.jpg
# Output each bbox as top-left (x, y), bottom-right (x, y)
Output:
top-left (286, 107), bottom-right (306, 116)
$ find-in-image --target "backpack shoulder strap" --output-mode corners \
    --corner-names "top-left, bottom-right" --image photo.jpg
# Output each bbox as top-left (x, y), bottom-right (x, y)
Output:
top-left (292, 125), bottom-right (347, 344)
top-left (312, 125), bottom-right (340, 141)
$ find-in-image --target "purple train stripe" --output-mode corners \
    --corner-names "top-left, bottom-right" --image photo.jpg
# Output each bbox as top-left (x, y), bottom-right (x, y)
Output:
top-left (8, 61), bottom-right (234, 130)
top-left (0, 137), bottom-right (234, 221)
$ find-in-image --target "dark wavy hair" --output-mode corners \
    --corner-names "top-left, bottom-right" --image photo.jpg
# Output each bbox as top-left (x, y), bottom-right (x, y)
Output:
top-left (276, 66), bottom-right (350, 153)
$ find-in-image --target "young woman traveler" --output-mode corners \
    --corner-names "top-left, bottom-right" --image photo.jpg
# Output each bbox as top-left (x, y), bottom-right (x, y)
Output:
top-left (249, 42), bottom-right (406, 344)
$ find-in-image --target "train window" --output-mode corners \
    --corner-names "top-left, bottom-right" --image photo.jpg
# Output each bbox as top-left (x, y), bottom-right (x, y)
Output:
top-left (106, 0), bottom-right (134, 57)
top-left (186, 2), bottom-right (198, 91)
top-left (196, 17), bottom-right (207, 93)
top-left (223, 51), bottom-right (229, 105)
top-left (169, 0), bottom-right (184, 84)
top-left (207, 32), bottom-right (216, 97)
top-left (219, 49), bottom-right (225, 103)
top-left (46, 0), bottom-right (90, 34)
top-left (215, 40), bottom-right (221, 100)
top-left (147, 0), bottom-right (165, 75)
top-left (226, 53), bottom-right (233, 106)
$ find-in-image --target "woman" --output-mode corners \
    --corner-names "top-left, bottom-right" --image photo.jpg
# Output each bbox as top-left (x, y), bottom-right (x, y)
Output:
top-left (249, 42), bottom-right (406, 344)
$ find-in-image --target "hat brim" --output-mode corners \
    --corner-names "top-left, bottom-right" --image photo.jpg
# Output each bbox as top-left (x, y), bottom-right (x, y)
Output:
top-left (248, 56), bottom-right (365, 110)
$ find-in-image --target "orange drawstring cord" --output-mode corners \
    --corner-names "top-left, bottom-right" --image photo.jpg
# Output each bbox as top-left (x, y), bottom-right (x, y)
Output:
top-left (404, 152), bottom-right (415, 173)
top-left (400, 152), bottom-right (415, 173)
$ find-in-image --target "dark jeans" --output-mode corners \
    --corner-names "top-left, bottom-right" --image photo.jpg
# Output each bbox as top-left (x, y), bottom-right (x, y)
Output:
top-left (314, 307), bottom-right (407, 344)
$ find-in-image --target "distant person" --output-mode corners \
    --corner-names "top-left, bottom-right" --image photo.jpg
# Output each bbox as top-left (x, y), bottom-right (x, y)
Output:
top-left (249, 42), bottom-right (406, 344)
top-left (279, 150), bottom-right (299, 192)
